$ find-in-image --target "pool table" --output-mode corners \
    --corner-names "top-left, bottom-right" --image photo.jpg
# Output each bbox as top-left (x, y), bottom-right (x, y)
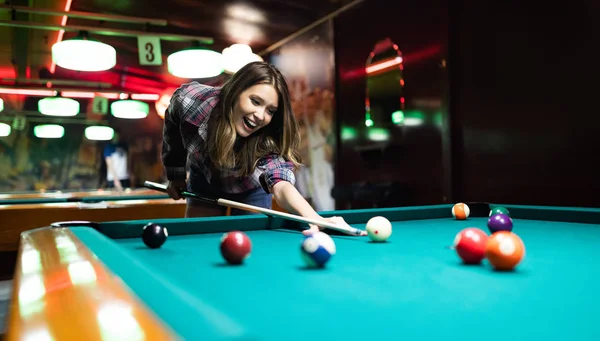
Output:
top-left (0, 188), bottom-right (169, 205)
top-left (0, 198), bottom-right (186, 252)
top-left (6, 203), bottom-right (600, 340)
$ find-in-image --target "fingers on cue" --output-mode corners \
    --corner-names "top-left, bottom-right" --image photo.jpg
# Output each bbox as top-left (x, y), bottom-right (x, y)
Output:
top-left (304, 225), bottom-right (319, 236)
top-left (167, 188), bottom-right (180, 200)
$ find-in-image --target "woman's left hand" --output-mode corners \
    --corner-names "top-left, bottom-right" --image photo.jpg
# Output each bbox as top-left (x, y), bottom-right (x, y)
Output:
top-left (303, 216), bottom-right (367, 236)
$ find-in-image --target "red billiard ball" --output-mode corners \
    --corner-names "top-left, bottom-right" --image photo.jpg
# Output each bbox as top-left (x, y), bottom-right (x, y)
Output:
top-left (220, 231), bottom-right (252, 265)
top-left (453, 227), bottom-right (489, 264)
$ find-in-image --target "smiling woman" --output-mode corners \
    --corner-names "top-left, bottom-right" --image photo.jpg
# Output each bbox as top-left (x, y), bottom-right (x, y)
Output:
top-left (205, 62), bottom-right (297, 176)
top-left (232, 84), bottom-right (278, 138)
top-left (160, 61), bottom-right (361, 236)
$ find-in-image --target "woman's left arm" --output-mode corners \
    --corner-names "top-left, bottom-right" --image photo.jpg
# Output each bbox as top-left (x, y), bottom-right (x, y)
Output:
top-left (257, 154), bottom-right (364, 236)
top-left (256, 154), bottom-right (319, 219)
top-left (271, 180), bottom-right (322, 221)
top-left (271, 181), bottom-right (365, 236)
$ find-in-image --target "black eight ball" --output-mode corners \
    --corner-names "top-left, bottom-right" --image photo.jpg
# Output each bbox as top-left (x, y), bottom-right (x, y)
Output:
top-left (142, 223), bottom-right (168, 248)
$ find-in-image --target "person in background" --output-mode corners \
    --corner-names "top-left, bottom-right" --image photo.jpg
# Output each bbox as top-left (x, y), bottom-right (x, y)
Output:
top-left (103, 130), bottom-right (131, 191)
top-left (33, 160), bottom-right (57, 191)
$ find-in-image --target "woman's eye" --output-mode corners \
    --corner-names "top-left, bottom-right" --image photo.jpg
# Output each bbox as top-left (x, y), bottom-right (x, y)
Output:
top-left (251, 99), bottom-right (259, 105)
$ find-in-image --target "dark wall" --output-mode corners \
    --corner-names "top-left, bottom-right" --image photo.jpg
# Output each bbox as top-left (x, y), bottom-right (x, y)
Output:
top-left (333, 0), bottom-right (450, 207)
top-left (450, 1), bottom-right (600, 207)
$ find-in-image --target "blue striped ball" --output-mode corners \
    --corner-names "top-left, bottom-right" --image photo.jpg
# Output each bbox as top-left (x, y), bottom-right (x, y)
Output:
top-left (300, 232), bottom-right (336, 267)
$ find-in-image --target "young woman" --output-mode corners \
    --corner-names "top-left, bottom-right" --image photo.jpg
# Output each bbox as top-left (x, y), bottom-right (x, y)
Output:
top-left (161, 61), bottom-right (363, 236)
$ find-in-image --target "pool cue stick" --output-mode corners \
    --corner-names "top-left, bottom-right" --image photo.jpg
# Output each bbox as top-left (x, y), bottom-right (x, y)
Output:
top-left (144, 181), bottom-right (365, 236)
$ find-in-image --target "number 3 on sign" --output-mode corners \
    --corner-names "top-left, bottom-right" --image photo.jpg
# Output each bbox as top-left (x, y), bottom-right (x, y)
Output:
top-left (137, 36), bottom-right (162, 66)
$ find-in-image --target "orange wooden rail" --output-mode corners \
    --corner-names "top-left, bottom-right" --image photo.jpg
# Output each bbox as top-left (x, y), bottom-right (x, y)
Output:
top-left (5, 227), bottom-right (180, 340)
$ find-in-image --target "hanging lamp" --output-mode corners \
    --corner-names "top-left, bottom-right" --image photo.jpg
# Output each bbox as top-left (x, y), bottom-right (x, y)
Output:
top-left (85, 126), bottom-right (114, 140)
top-left (34, 124), bottom-right (65, 138)
top-left (168, 46), bottom-right (223, 78)
top-left (111, 100), bottom-right (149, 119)
top-left (52, 31), bottom-right (117, 72)
top-left (38, 97), bottom-right (80, 117)
top-left (222, 44), bottom-right (263, 74)
top-left (0, 122), bottom-right (10, 137)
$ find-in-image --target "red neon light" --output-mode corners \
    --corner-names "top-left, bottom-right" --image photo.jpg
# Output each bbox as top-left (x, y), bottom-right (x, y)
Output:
top-left (131, 94), bottom-right (160, 101)
top-left (0, 89), bottom-right (57, 96)
top-left (60, 91), bottom-right (95, 98)
top-left (366, 56), bottom-right (403, 74)
top-left (60, 92), bottom-right (125, 99)
top-left (101, 93), bottom-right (121, 99)
top-left (0, 88), bottom-right (159, 101)
top-left (342, 44), bottom-right (443, 81)
top-left (0, 67), bottom-right (16, 79)
top-left (401, 45), bottom-right (441, 64)
top-left (50, 0), bottom-right (74, 74)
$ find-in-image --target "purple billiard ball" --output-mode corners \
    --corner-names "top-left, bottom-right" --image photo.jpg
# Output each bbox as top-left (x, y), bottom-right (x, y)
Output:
top-left (487, 213), bottom-right (513, 233)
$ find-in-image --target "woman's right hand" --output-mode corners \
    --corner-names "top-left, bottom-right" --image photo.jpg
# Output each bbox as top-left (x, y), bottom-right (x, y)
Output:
top-left (166, 179), bottom-right (187, 200)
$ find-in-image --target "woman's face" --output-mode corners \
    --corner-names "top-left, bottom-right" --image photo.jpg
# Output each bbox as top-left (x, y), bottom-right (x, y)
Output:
top-left (232, 84), bottom-right (279, 138)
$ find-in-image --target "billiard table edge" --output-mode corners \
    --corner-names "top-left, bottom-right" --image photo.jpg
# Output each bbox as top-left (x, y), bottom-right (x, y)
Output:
top-left (93, 203), bottom-right (600, 240)
top-left (5, 227), bottom-right (181, 341)
top-left (496, 204), bottom-right (600, 224)
top-left (319, 203), bottom-right (600, 225)
top-left (94, 204), bottom-right (457, 239)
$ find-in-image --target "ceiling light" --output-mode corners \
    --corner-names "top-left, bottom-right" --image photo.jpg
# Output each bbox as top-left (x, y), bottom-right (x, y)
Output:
top-left (367, 128), bottom-right (390, 142)
top-left (222, 44), bottom-right (263, 74)
top-left (0, 123), bottom-right (10, 137)
top-left (223, 19), bottom-right (263, 45)
top-left (34, 124), bottom-right (65, 138)
top-left (85, 126), bottom-right (114, 140)
top-left (168, 48), bottom-right (224, 78)
top-left (226, 44), bottom-right (252, 55)
top-left (227, 4), bottom-right (265, 23)
top-left (38, 97), bottom-right (80, 117)
top-left (52, 33), bottom-right (116, 72)
top-left (111, 100), bottom-right (149, 119)
top-left (224, 53), bottom-right (263, 74)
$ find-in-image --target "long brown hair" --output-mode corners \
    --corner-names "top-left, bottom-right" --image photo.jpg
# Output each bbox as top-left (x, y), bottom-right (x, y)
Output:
top-left (207, 61), bottom-right (302, 176)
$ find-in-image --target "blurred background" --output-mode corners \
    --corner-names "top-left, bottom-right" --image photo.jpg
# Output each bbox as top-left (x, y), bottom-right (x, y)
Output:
top-left (0, 0), bottom-right (598, 209)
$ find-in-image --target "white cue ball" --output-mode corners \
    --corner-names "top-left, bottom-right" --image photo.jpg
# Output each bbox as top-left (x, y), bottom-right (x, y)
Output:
top-left (366, 216), bottom-right (392, 242)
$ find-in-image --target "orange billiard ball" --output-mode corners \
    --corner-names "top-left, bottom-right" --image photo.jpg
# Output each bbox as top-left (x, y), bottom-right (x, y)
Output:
top-left (485, 231), bottom-right (525, 271)
top-left (453, 227), bottom-right (489, 264)
top-left (452, 203), bottom-right (470, 220)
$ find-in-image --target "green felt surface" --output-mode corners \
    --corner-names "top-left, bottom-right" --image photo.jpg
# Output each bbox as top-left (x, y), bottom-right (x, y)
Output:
top-left (73, 215), bottom-right (600, 341)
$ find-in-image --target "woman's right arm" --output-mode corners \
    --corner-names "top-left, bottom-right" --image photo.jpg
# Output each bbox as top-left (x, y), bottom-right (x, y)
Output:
top-left (161, 82), bottom-right (218, 199)
top-left (162, 92), bottom-right (188, 199)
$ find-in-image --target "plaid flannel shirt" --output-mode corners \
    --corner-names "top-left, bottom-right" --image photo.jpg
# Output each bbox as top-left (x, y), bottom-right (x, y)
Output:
top-left (161, 81), bottom-right (296, 194)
